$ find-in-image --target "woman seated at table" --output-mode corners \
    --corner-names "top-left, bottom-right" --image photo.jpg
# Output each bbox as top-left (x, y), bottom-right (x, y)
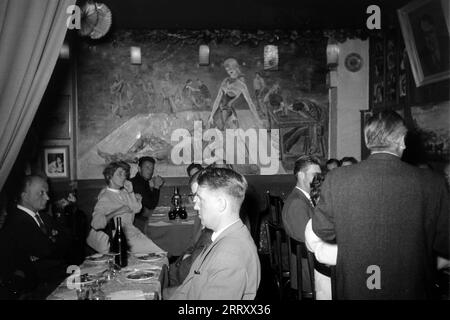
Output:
top-left (90, 161), bottom-right (163, 254)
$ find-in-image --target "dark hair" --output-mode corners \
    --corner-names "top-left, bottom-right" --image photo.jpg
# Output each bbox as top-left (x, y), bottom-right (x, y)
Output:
top-left (310, 172), bottom-right (326, 206)
top-left (188, 169), bottom-right (202, 187)
top-left (103, 161), bottom-right (130, 184)
top-left (341, 157), bottom-right (358, 165)
top-left (138, 156), bottom-right (155, 167)
top-left (326, 158), bottom-right (341, 167)
top-left (197, 167), bottom-right (247, 203)
top-left (186, 163), bottom-right (203, 176)
top-left (293, 155), bottom-right (321, 176)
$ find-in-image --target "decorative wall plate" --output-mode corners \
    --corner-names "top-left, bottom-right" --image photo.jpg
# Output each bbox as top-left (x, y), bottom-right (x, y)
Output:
top-left (345, 53), bottom-right (363, 72)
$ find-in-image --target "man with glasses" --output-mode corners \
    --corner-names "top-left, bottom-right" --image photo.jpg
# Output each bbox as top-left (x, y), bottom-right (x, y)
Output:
top-left (168, 167), bottom-right (260, 299)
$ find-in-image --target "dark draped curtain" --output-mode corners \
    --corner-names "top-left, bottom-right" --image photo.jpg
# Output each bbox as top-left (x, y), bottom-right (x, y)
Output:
top-left (0, 0), bottom-right (75, 190)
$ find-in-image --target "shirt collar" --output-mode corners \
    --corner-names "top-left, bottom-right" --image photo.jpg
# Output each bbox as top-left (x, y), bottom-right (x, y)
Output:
top-left (17, 204), bottom-right (41, 226)
top-left (371, 150), bottom-right (400, 157)
top-left (295, 186), bottom-right (311, 201)
top-left (107, 187), bottom-right (120, 193)
top-left (211, 219), bottom-right (240, 242)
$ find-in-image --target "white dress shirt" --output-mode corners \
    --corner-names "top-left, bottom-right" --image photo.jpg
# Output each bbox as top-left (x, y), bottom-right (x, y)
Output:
top-left (304, 218), bottom-right (338, 300)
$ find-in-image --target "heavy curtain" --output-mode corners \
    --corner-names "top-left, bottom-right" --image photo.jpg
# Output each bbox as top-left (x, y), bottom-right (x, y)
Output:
top-left (0, 0), bottom-right (75, 190)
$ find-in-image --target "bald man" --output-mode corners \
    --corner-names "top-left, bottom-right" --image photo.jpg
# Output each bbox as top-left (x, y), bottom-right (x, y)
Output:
top-left (0, 176), bottom-right (74, 298)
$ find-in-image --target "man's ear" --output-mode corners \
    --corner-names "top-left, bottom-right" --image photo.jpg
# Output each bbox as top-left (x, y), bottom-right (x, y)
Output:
top-left (216, 196), bottom-right (227, 213)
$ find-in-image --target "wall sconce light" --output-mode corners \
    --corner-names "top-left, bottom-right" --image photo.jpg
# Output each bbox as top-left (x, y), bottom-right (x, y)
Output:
top-left (326, 37), bottom-right (339, 70)
top-left (59, 41), bottom-right (70, 59)
top-left (264, 45), bottom-right (278, 70)
top-left (130, 46), bottom-right (141, 65)
top-left (199, 45), bottom-right (210, 66)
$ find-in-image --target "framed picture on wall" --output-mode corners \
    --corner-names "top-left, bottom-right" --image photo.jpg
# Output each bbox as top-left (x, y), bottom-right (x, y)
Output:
top-left (398, 0), bottom-right (450, 87)
top-left (44, 146), bottom-right (69, 179)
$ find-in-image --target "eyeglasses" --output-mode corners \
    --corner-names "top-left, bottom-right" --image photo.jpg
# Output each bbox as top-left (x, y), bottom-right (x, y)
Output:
top-left (188, 193), bottom-right (197, 201)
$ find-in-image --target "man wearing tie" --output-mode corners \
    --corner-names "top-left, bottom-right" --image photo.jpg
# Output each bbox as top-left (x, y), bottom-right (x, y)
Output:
top-left (168, 167), bottom-right (260, 299)
top-left (0, 175), bottom-right (73, 298)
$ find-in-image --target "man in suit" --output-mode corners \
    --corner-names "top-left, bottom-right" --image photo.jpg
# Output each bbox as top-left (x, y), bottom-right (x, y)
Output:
top-left (168, 167), bottom-right (261, 299)
top-left (0, 175), bottom-right (74, 299)
top-left (131, 156), bottom-right (164, 231)
top-left (282, 155), bottom-right (321, 296)
top-left (313, 110), bottom-right (449, 299)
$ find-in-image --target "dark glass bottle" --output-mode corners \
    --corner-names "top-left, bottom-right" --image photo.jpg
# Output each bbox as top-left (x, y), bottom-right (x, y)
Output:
top-left (169, 187), bottom-right (181, 220)
top-left (110, 217), bottom-right (128, 267)
top-left (178, 206), bottom-right (187, 219)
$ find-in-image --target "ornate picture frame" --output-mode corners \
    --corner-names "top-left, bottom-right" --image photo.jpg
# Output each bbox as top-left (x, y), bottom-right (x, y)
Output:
top-left (398, 0), bottom-right (450, 87)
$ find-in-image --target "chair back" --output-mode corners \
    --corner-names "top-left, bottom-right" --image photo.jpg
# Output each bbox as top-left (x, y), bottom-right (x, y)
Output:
top-left (265, 191), bottom-right (283, 225)
top-left (287, 236), bottom-right (315, 300)
top-left (264, 220), bottom-right (290, 299)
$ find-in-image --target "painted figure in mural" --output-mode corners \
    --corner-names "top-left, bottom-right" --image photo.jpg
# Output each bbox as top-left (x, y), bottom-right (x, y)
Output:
top-left (182, 79), bottom-right (201, 109)
top-left (110, 73), bottom-right (125, 117)
top-left (197, 79), bottom-right (211, 107)
top-left (161, 72), bottom-right (179, 114)
top-left (140, 78), bottom-right (156, 110)
top-left (253, 72), bottom-right (266, 99)
top-left (264, 82), bottom-right (286, 116)
top-left (253, 72), bottom-right (267, 116)
top-left (208, 58), bottom-right (264, 130)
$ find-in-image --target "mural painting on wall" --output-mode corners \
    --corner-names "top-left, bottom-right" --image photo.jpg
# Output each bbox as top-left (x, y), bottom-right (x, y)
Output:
top-left (77, 30), bottom-right (328, 178)
top-left (401, 101), bottom-right (450, 162)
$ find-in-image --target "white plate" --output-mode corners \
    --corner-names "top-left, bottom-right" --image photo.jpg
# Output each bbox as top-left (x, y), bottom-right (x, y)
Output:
top-left (125, 270), bottom-right (156, 281)
top-left (134, 253), bottom-right (166, 262)
top-left (85, 253), bottom-right (109, 263)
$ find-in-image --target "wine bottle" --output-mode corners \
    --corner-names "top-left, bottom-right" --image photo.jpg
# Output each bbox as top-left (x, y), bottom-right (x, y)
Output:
top-left (172, 187), bottom-right (181, 207)
top-left (178, 206), bottom-right (187, 220)
top-left (110, 217), bottom-right (128, 267)
top-left (169, 187), bottom-right (181, 220)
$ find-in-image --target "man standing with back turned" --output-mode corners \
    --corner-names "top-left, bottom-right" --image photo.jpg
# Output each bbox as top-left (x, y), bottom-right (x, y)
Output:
top-left (312, 110), bottom-right (449, 299)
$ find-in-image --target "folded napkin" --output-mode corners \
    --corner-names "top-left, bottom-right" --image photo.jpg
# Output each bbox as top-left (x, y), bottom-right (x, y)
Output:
top-left (152, 206), bottom-right (171, 215)
top-left (148, 220), bottom-right (171, 227)
top-left (53, 289), bottom-right (78, 300)
top-left (107, 290), bottom-right (148, 300)
top-left (81, 265), bottom-right (107, 275)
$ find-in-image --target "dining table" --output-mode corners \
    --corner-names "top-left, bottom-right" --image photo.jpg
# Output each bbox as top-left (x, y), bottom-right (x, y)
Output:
top-left (47, 252), bottom-right (169, 300)
top-left (144, 205), bottom-right (202, 257)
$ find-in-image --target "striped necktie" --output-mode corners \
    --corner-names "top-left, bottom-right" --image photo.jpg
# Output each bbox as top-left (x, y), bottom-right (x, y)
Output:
top-left (35, 213), bottom-right (48, 235)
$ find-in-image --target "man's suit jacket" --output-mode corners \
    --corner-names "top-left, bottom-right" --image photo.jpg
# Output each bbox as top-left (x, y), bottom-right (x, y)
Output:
top-left (170, 220), bottom-right (261, 300)
top-left (282, 187), bottom-right (313, 243)
top-left (282, 187), bottom-right (314, 292)
top-left (0, 207), bottom-right (72, 290)
top-left (169, 228), bottom-right (213, 286)
top-left (130, 173), bottom-right (160, 216)
top-left (313, 153), bottom-right (450, 299)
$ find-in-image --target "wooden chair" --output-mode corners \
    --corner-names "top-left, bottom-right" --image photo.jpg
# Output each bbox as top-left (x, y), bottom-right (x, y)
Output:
top-left (265, 191), bottom-right (283, 225)
top-left (287, 236), bottom-right (315, 300)
top-left (264, 221), bottom-right (290, 300)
